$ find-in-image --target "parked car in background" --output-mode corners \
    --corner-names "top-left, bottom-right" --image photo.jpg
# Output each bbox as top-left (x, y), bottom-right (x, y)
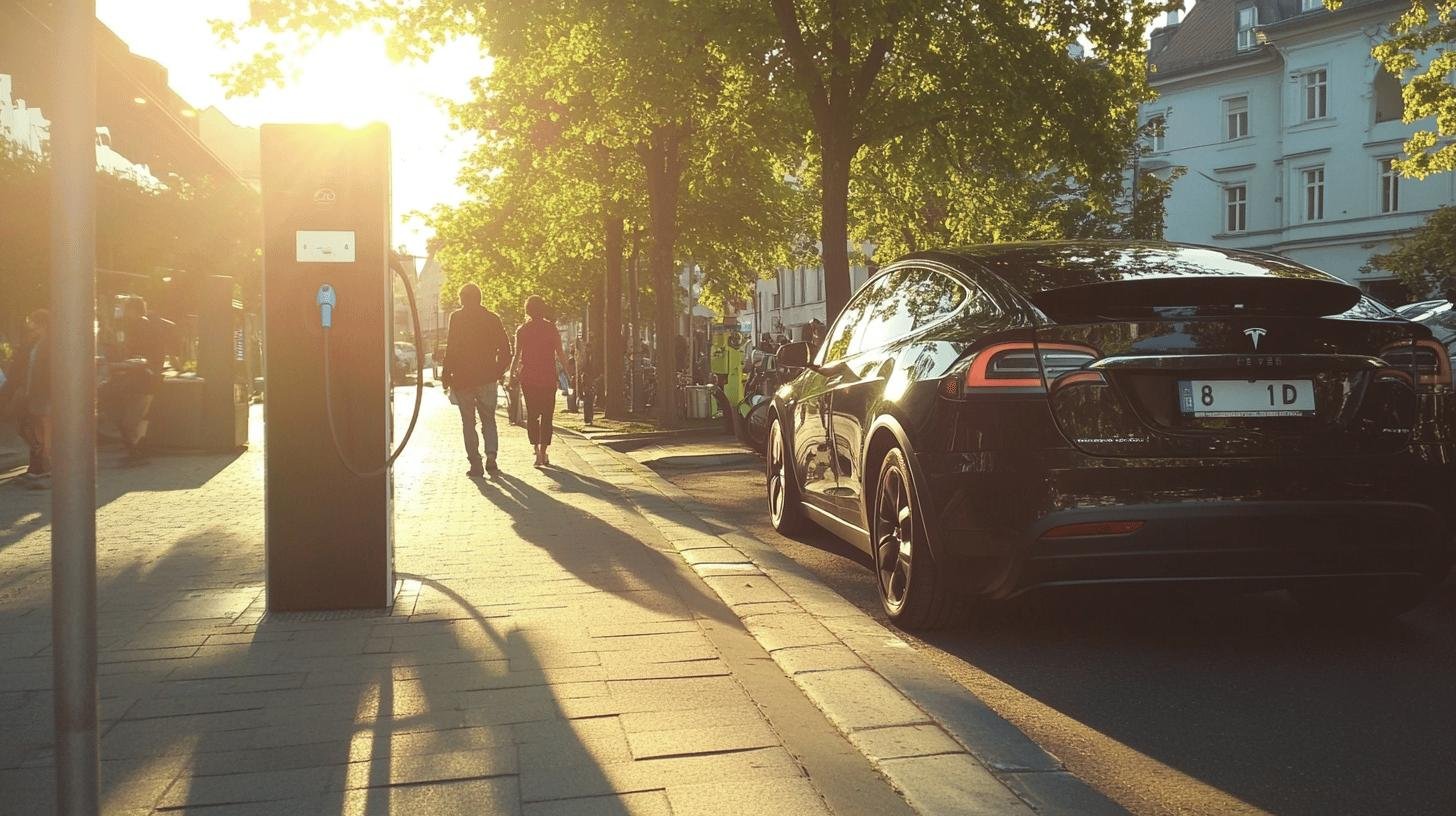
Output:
top-left (1396, 300), bottom-right (1450, 319)
top-left (766, 241), bottom-right (1455, 629)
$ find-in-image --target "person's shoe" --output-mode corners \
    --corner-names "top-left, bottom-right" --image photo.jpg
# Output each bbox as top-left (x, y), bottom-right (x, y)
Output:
top-left (485, 456), bottom-right (499, 475)
top-left (467, 462), bottom-right (484, 478)
top-left (540, 449), bottom-right (551, 467)
top-left (26, 473), bottom-right (50, 491)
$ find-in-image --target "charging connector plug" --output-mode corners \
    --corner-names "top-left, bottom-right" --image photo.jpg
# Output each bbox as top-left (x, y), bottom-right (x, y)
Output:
top-left (316, 284), bottom-right (337, 328)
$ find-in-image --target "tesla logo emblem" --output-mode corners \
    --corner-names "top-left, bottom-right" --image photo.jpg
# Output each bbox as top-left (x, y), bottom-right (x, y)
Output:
top-left (313, 188), bottom-right (337, 204)
top-left (1244, 327), bottom-right (1267, 349)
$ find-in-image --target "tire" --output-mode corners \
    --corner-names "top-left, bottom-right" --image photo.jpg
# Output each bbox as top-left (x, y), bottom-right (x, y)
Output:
top-left (766, 417), bottom-right (808, 535)
top-left (1289, 575), bottom-right (1430, 622)
top-left (872, 447), bottom-right (963, 630)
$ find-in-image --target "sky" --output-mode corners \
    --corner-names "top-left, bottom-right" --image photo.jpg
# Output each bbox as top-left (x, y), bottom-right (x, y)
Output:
top-left (94, 0), bottom-right (492, 257)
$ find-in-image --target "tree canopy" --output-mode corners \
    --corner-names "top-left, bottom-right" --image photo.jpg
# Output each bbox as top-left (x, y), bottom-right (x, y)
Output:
top-left (765, 0), bottom-right (1165, 318)
top-left (1364, 0), bottom-right (1456, 178)
top-left (1364, 205), bottom-right (1456, 296)
top-left (221, 0), bottom-right (1169, 422)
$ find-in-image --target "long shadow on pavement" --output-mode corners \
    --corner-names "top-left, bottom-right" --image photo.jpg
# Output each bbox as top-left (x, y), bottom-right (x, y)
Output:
top-left (4, 534), bottom-right (634, 813)
top-left (475, 470), bottom-right (736, 628)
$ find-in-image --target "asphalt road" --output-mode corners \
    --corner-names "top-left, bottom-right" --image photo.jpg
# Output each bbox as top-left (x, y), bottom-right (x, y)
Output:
top-left (633, 440), bottom-right (1456, 816)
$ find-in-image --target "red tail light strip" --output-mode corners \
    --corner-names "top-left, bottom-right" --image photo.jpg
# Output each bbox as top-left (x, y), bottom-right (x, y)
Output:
top-left (1047, 370), bottom-right (1108, 394)
top-left (1416, 339), bottom-right (1452, 387)
top-left (965, 342), bottom-right (1100, 390)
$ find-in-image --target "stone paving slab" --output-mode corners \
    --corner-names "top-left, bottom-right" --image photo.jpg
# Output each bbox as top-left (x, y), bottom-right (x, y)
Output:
top-left (578, 436), bottom-right (1129, 816)
top-left (0, 395), bottom-right (917, 815)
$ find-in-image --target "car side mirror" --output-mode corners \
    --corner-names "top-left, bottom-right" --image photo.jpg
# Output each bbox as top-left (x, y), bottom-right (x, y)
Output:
top-left (776, 341), bottom-right (813, 369)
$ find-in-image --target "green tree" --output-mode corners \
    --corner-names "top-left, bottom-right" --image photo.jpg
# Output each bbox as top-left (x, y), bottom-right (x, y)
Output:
top-left (223, 0), bottom-right (805, 425)
top-left (766, 0), bottom-right (1163, 319)
top-left (1364, 0), bottom-right (1456, 178)
top-left (1363, 205), bottom-right (1456, 296)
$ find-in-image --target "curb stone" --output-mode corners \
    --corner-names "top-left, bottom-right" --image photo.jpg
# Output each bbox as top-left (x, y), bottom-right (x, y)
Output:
top-left (569, 436), bottom-right (1128, 816)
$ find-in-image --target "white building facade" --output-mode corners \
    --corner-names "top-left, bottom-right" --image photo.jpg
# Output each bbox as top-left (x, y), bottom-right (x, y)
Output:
top-left (1143, 0), bottom-right (1456, 303)
top-left (738, 247), bottom-right (878, 343)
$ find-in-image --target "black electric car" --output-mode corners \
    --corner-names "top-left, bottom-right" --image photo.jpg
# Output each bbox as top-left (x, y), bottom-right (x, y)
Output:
top-left (765, 242), bottom-right (1455, 629)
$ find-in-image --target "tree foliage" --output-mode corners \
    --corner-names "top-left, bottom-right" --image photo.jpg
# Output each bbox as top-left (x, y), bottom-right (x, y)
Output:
top-left (766, 0), bottom-right (1165, 319)
top-left (1364, 205), bottom-right (1456, 295)
top-left (1363, 0), bottom-right (1456, 178)
top-left (221, 0), bottom-right (1168, 407)
top-left (224, 0), bottom-right (809, 424)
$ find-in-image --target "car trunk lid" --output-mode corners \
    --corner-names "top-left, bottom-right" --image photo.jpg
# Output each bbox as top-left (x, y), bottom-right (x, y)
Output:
top-left (1028, 276), bottom-right (1425, 458)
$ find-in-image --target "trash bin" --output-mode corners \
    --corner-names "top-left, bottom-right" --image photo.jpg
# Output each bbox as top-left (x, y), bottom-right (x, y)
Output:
top-left (685, 385), bottom-right (714, 419)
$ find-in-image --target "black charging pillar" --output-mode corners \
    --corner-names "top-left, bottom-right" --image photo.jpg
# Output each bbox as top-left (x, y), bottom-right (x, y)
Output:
top-left (260, 124), bottom-right (394, 611)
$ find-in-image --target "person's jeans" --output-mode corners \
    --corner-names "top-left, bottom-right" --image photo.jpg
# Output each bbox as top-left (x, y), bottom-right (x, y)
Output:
top-left (456, 382), bottom-right (499, 464)
top-left (523, 383), bottom-right (556, 446)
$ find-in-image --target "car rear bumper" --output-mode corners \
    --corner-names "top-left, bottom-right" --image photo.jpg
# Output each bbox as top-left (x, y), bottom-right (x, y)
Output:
top-left (1014, 500), bottom-right (1442, 594)
top-left (923, 451), bottom-right (1456, 596)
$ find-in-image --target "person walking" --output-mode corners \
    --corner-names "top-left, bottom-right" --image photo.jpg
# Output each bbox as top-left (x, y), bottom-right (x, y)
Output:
top-left (109, 298), bottom-right (169, 462)
top-left (440, 283), bottom-right (513, 477)
top-left (5, 310), bottom-right (51, 489)
top-left (511, 295), bottom-right (570, 467)
top-left (576, 347), bottom-right (597, 426)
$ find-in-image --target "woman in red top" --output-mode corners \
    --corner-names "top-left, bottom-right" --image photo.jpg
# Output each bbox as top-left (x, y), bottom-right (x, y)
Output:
top-left (511, 295), bottom-right (570, 467)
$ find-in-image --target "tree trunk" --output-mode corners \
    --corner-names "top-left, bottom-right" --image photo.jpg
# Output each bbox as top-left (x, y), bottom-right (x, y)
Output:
top-left (642, 128), bottom-right (683, 428)
top-left (820, 134), bottom-right (853, 324)
top-left (602, 214), bottom-right (626, 419)
top-left (627, 227), bottom-right (641, 413)
top-left (588, 285), bottom-right (604, 402)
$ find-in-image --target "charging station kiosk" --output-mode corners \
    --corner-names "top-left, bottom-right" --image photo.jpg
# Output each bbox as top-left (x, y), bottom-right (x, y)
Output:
top-left (260, 124), bottom-right (394, 611)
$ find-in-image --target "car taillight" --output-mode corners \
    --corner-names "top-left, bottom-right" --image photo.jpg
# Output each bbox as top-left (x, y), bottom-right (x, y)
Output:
top-left (965, 343), bottom-right (1099, 390)
top-left (1381, 340), bottom-right (1453, 389)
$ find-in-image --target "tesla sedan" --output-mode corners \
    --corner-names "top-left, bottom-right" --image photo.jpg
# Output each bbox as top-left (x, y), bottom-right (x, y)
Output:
top-left (765, 242), bottom-right (1455, 629)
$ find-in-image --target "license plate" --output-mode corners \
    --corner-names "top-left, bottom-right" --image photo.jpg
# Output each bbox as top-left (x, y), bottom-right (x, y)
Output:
top-left (1178, 379), bottom-right (1315, 417)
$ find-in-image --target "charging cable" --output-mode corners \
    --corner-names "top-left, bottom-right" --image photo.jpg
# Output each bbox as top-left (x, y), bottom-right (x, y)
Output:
top-left (317, 262), bottom-right (425, 478)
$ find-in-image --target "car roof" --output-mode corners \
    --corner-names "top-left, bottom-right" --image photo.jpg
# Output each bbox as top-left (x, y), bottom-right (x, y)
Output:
top-left (911, 240), bottom-right (1350, 296)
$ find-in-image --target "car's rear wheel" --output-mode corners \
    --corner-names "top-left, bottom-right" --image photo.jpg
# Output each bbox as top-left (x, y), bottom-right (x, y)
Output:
top-left (872, 447), bottom-right (961, 630)
top-left (767, 417), bottom-right (807, 535)
top-left (1289, 575), bottom-right (1430, 622)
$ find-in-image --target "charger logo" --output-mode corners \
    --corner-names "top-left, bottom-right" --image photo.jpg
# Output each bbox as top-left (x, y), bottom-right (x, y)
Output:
top-left (1244, 327), bottom-right (1267, 350)
top-left (313, 188), bottom-right (337, 204)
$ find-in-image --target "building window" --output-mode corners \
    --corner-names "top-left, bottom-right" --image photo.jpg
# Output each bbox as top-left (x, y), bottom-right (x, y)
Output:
top-left (1236, 6), bottom-right (1258, 51)
top-left (1300, 0), bottom-right (1322, 11)
top-left (1224, 96), bottom-right (1249, 140)
top-left (1374, 69), bottom-right (1404, 123)
top-left (1380, 158), bottom-right (1400, 213)
top-left (1303, 70), bottom-right (1328, 121)
top-left (1303, 166), bottom-right (1325, 221)
top-left (1225, 185), bottom-right (1247, 232)
top-left (1146, 115), bottom-right (1166, 152)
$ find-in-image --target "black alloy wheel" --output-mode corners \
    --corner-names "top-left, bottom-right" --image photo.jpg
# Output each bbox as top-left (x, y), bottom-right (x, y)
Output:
top-left (874, 457), bottom-right (915, 616)
top-left (872, 447), bottom-right (961, 629)
top-left (767, 417), bottom-right (806, 534)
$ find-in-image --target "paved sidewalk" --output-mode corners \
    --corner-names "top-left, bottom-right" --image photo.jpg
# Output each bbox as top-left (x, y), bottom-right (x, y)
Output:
top-left (0, 392), bottom-right (912, 815)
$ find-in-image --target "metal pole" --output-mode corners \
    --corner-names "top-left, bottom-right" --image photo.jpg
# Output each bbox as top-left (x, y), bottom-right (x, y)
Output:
top-left (51, 0), bottom-right (100, 813)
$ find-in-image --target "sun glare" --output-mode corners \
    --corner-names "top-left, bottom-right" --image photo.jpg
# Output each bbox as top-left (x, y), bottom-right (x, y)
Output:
top-left (94, 1), bottom-right (489, 253)
top-left (266, 30), bottom-right (404, 128)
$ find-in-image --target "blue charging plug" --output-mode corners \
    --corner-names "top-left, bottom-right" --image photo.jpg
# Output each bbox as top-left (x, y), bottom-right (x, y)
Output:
top-left (316, 284), bottom-right (337, 328)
